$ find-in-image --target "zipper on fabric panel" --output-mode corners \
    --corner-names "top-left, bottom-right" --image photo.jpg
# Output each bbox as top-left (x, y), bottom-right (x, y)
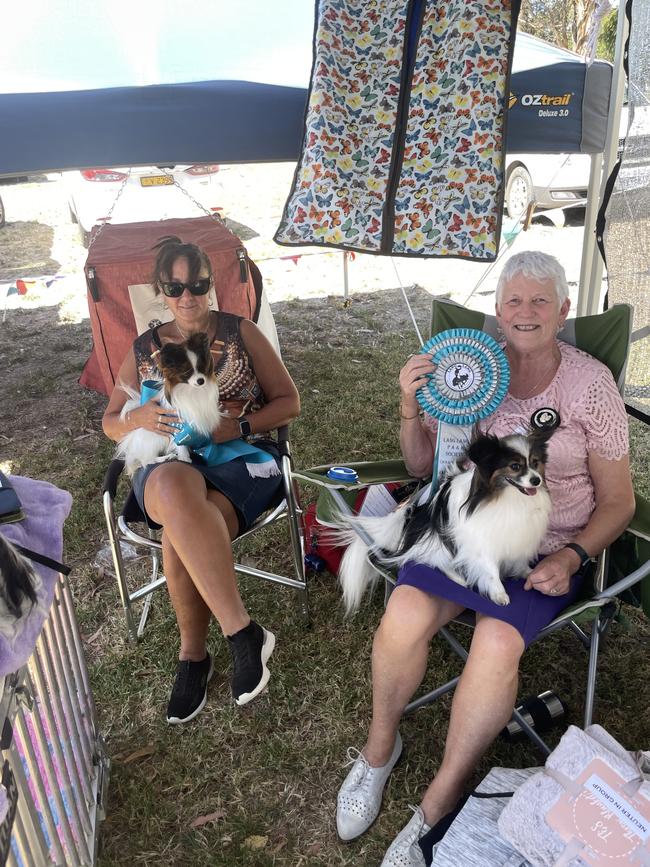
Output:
top-left (381, 0), bottom-right (426, 253)
top-left (236, 247), bottom-right (249, 283)
top-left (86, 266), bottom-right (99, 302)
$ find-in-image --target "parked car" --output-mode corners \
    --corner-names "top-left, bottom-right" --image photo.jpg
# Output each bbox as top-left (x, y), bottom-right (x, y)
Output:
top-left (64, 164), bottom-right (222, 246)
top-left (503, 153), bottom-right (590, 218)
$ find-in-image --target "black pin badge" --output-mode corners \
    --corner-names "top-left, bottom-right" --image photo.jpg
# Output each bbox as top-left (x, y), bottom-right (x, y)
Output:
top-left (530, 407), bottom-right (561, 432)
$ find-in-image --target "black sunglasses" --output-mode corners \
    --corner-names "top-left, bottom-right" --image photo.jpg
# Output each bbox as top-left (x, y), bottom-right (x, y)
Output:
top-left (160, 278), bottom-right (211, 298)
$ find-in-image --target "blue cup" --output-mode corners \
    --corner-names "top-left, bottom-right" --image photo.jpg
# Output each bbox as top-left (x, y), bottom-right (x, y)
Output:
top-left (140, 379), bottom-right (163, 405)
top-left (326, 466), bottom-right (359, 483)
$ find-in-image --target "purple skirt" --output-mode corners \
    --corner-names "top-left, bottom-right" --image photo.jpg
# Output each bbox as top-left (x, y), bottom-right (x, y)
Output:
top-left (396, 561), bottom-right (584, 647)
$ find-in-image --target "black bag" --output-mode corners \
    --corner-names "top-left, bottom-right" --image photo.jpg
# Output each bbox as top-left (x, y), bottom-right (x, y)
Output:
top-left (0, 473), bottom-right (23, 524)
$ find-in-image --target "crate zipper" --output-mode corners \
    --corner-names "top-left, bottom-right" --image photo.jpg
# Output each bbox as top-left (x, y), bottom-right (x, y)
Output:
top-left (236, 247), bottom-right (249, 283)
top-left (381, 0), bottom-right (426, 253)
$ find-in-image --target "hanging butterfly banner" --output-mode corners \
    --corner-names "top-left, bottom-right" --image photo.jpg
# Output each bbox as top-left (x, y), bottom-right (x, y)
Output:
top-left (275, 0), bottom-right (520, 261)
top-left (416, 328), bottom-right (510, 483)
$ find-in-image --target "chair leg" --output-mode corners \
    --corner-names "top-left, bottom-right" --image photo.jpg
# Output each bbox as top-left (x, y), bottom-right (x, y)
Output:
top-left (103, 492), bottom-right (138, 644)
top-left (284, 458), bottom-right (310, 626)
top-left (136, 534), bottom-right (162, 638)
top-left (584, 613), bottom-right (603, 728)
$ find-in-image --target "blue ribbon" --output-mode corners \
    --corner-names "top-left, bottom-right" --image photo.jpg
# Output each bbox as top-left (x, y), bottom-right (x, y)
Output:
top-left (173, 422), bottom-right (275, 468)
top-left (194, 439), bottom-right (276, 468)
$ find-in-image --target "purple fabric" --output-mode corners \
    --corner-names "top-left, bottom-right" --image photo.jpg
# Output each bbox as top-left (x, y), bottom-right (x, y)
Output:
top-left (396, 561), bottom-right (584, 647)
top-left (0, 476), bottom-right (72, 676)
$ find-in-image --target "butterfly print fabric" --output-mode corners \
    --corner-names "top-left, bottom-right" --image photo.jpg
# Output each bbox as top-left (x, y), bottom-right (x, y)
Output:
top-left (275, 0), bottom-right (519, 261)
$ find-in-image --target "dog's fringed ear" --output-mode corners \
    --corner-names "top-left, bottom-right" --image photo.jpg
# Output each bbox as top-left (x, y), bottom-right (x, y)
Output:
top-left (158, 341), bottom-right (189, 368)
top-left (185, 332), bottom-right (214, 374)
top-left (466, 433), bottom-right (503, 483)
top-left (528, 426), bottom-right (554, 465)
top-left (185, 331), bottom-right (210, 355)
top-left (0, 535), bottom-right (38, 619)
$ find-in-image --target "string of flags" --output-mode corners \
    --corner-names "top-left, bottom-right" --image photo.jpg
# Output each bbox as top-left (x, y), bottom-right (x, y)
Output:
top-left (1, 275), bottom-right (64, 322)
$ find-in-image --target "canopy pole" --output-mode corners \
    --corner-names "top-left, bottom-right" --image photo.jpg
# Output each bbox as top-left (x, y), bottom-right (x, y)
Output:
top-left (577, 153), bottom-right (605, 316)
top-left (577, 4), bottom-right (630, 315)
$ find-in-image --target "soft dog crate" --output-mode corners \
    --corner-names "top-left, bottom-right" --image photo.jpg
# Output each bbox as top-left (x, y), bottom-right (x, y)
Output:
top-left (79, 216), bottom-right (276, 396)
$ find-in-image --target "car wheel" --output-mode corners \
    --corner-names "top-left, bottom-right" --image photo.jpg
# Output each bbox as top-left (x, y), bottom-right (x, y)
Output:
top-left (505, 166), bottom-right (534, 219)
top-left (0, 195), bottom-right (5, 229)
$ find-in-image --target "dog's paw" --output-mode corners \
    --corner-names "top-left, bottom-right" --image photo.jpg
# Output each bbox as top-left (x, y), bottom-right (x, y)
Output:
top-left (489, 587), bottom-right (511, 606)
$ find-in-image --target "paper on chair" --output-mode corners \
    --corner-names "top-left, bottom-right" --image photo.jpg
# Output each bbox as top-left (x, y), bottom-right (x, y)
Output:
top-left (358, 485), bottom-right (398, 518)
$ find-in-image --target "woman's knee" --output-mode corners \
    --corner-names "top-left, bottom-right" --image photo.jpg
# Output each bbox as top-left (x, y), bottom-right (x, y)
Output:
top-left (471, 616), bottom-right (525, 667)
top-left (378, 586), bottom-right (446, 646)
top-left (144, 463), bottom-right (204, 519)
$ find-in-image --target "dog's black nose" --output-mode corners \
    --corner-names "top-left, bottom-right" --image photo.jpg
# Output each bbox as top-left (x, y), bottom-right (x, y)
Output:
top-left (196, 377), bottom-right (205, 385)
top-left (531, 476), bottom-right (541, 486)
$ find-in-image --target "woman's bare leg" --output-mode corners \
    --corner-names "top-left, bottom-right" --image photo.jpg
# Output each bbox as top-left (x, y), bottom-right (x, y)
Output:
top-left (162, 534), bottom-right (212, 660)
top-left (418, 615), bottom-right (525, 826)
top-left (363, 585), bottom-right (465, 767)
top-left (144, 462), bottom-right (249, 637)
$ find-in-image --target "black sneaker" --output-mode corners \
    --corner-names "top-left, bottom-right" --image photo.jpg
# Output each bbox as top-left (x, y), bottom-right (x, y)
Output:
top-left (166, 654), bottom-right (214, 724)
top-left (227, 621), bottom-right (275, 706)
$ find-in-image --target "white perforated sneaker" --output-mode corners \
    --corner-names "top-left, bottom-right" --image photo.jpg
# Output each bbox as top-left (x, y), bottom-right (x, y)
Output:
top-left (380, 805), bottom-right (431, 867)
top-left (336, 732), bottom-right (403, 842)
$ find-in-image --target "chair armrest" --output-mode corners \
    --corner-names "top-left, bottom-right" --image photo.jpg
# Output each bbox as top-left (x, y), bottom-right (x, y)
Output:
top-left (276, 425), bottom-right (290, 458)
top-left (629, 492), bottom-right (650, 542)
top-left (293, 459), bottom-right (417, 491)
top-left (102, 459), bottom-right (125, 498)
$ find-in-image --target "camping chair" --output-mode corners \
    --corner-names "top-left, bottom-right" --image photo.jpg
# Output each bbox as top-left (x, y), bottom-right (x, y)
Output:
top-left (102, 426), bottom-right (307, 644)
top-left (293, 298), bottom-right (650, 755)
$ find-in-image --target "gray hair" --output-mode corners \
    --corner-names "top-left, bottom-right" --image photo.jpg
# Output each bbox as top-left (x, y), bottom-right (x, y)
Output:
top-left (496, 251), bottom-right (569, 306)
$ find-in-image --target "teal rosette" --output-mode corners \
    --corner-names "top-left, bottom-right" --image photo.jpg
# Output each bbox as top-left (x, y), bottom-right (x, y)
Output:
top-left (416, 328), bottom-right (510, 425)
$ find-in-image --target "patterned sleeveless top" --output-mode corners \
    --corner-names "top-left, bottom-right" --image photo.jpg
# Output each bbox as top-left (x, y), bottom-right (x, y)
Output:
top-left (132, 312), bottom-right (268, 428)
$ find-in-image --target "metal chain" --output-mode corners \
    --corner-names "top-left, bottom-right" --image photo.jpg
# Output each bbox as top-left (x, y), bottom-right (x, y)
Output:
top-left (159, 166), bottom-right (225, 225)
top-left (86, 169), bottom-right (132, 251)
top-left (86, 165), bottom-right (225, 253)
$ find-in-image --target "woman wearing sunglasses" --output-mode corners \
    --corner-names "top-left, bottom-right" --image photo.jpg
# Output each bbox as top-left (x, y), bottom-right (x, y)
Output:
top-left (102, 236), bottom-right (300, 723)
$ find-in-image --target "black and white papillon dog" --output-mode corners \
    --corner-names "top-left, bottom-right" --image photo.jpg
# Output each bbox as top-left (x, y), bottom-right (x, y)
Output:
top-left (117, 332), bottom-right (223, 476)
top-left (0, 534), bottom-right (39, 627)
top-left (338, 430), bottom-right (553, 612)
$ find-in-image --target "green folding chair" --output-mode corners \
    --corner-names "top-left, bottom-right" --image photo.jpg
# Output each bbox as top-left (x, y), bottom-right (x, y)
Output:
top-left (293, 298), bottom-right (650, 754)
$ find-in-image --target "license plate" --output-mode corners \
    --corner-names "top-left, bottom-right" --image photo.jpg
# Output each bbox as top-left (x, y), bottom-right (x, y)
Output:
top-left (140, 175), bottom-right (173, 187)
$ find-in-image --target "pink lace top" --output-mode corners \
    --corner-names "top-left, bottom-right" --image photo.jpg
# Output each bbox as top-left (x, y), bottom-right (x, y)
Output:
top-left (423, 341), bottom-right (629, 554)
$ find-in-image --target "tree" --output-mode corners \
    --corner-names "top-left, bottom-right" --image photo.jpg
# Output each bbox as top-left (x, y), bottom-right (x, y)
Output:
top-left (519, 0), bottom-right (613, 57)
top-left (596, 7), bottom-right (618, 61)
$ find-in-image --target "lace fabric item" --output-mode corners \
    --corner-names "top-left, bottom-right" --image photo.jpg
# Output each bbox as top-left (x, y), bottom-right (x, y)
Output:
top-left (497, 725), bottom-right (650, 867)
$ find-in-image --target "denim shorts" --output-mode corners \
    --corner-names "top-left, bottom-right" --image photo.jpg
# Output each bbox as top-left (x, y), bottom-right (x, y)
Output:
top-left (131, 439), bottom-right (283, 534)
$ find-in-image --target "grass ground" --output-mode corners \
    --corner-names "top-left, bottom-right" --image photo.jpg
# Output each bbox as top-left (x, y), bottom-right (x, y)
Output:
top-left (2, 286), bottom-right (649, 866)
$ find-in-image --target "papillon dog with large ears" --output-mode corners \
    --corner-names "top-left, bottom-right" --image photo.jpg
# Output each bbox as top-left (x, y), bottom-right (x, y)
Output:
top-left (338, 429), bottom-right (554, 612)
top-left (117, 332), bottom-right (223, 476)
top-left (0, 533), bottom-right (39, 633)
